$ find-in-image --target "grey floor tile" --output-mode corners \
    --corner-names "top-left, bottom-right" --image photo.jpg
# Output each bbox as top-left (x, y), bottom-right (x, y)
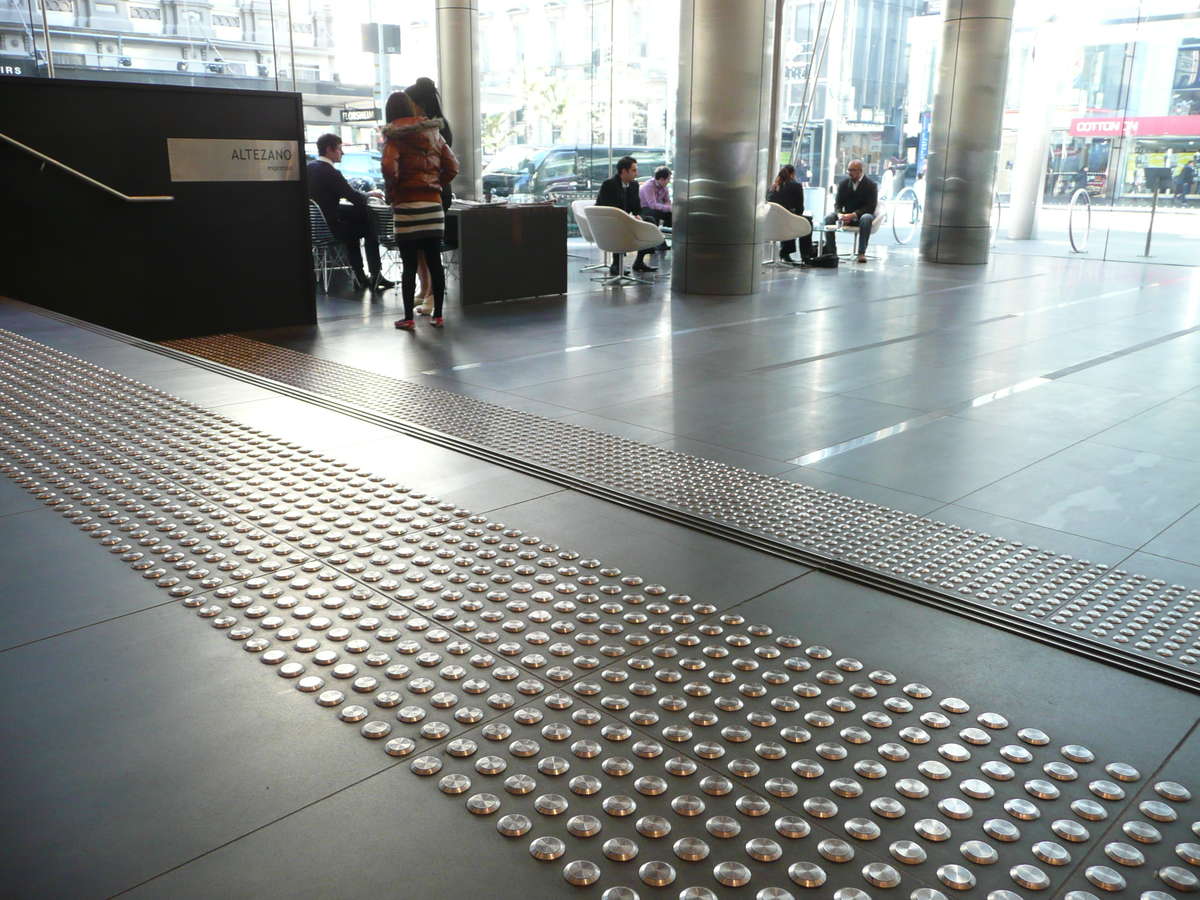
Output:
top-left (0, 603), bottom-right (395, 898)
top-left (805, 415), bottom-right (1067, 503)
top-left (149, 367), bottom-right (284, 409)
top-left (694, 393), bottom-right (926, 461)
top-left (1090, 393), bottom-right (1200, 462)
top-left (215, 395), bottom-right (413, 455)
top-left (957, 441), bottom-right (1200, 548)
top-left (0, 509), bottom-right (176, 650)
top-left (0, 475), bottom-right (43, 518)
top-left (954, 379), bottom-right (1161, 442)
top-left (1140, 503), bottom-right (1200, 569)
top-left (843, 364), bottom-right (1026, 411)
top-left (647, 435), bottom-right (797, 476)
top-left (555, 411), bottom-right (674, 444)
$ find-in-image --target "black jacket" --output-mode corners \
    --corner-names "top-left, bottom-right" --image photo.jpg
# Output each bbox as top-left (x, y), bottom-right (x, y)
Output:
top-left (596, 175), bottom-right (642, 215)
top-left (768, 180), bottom-right (805, 215)
top-left (308, 159), bottom-right (367, 230)
top-left (834, 176), bottom-right (878, 218)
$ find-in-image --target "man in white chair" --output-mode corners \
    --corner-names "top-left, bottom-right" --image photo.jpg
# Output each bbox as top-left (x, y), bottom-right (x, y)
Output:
top-left (823, 160), bottom-right (878, 263)
top-left (596, 156), bottom-right (656, 276)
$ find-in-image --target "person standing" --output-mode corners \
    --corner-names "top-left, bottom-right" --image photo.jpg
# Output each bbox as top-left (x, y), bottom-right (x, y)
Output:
top-left (404, 77), bottom-right (454, 316)
top-left (1174, 158), bottom-right (1196, 206)
top-left (596, 156), bottom-right (655, 275)
top-left (639, 166), bottom-right (672, 251)
top-left (307, 133), bottom-right (394, 291)
top-left (823, 160), bottom-right (878, 263)
top-left (767, 164), bottom-right (815, 265)
top-left (381, 91), bottom-right (459, 330)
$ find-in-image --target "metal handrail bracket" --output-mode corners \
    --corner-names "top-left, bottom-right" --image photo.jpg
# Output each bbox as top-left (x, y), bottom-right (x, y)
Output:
top-left (1, 131), bottom-right (174, 203)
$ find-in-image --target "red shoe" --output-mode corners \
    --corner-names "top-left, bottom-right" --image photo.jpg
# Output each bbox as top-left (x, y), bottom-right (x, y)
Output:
top-left (430, 317), bottom-right (444, 328)
top-left (394, 319), bottom-right (415, 331)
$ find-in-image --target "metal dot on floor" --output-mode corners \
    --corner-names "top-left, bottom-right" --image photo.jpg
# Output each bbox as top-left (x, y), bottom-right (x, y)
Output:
top-left (1071, 798), bottom-right (1108, 822)
top-left (639, 860), bottom-right (675, 887)
top-left (506, 774), bottom-right (536, 795)
top-left (914, 819), bottom-right (951, 842)
top-left (529, 836), bottom-right (565, 860)
top-left (1123, 820), bottom-right (1161, 844)
top-left (959, 840), bottom-right (997, 865)
top-left (1155, 781), bottom-right (1191, 802)
top-left (600, 888), bottom-right (638, 900)
top-left (1090, 780), bottom-right (1126, 801)
top-left (496, 811), bottom-right (530, 834)
top-left (1105, 762), bottom-right (1140, 782)
top-left (1051, 819), bottom-right (1090, 843)
top-left (788, 861), bottom-right (826, 887)
top-left (534, 793), bottom-right (568, 816)
top-left (637, 814), bottom-right (671, 838)
top-left (776, 815), bottom-right (809, 839)
top-left (983, 819), bottom-right (1021, 842)
top-left (936, 864), bottom-right (975, 891)
top-left (818, 838), bottom-right (854, 863)
top-left (674, 837), bottom-right (710, 861)
top-left (1176, 842), bottom-right (1200, 865)
top-left (1086, 865), bottom-right (1126, 892)
top-left (747, 837), bottom-right (782, 861)
top-left (603, 837), bottom-right (638, 861)
top-left (1160, 865), bottom-right (1200, 892)
top-left (1032, 840), bottom-right (1071, 866)
top-left (862, 862), bottom-right (900, 888)
top-left (1140, 800), bottom-right (1177, 822)
top-left (562, 859), bottom-right (600, 886)
top-left (889, 840), bottom-right (926, 865)
top-left (713, 861), bottom-right (752, 887)
top-left (1009, 863), bottom-right (1049, 891)
top-left (1104, 841), bottom-right (1145, 867)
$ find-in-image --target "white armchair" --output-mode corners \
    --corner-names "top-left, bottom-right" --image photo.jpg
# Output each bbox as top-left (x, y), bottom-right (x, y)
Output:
top-left (570, 199), bottom-right (608, 276)
top-left (759, 202), bottom-right (813, 267)
top-left (582, 206), bottom-right (665, 286)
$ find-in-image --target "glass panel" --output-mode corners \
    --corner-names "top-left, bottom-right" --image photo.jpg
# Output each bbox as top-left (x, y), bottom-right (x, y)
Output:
top-left (290, 0), bottom-right (436, 175)
top-left (35, 0), bottom-right (282, 89)
top-left (0, 1), bottom-right (50, 78)
top-left (994, 0), bottom-right (1200, 265)
top-left (778, 0), bottom-right (929, 252)
top-left (478, 0), bottom-right (679, 244)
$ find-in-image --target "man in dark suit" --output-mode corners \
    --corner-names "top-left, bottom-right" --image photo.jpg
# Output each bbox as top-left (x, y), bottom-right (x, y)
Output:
top-left (595, 156), bottom-right (655, 275)
top-left (307, 133), bottom-right (393, 291)
top-left (823, 160), bottom-right (879, 262)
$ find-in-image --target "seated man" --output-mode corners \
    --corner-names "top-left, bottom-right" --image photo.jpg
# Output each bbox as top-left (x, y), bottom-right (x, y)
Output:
top-left (308, 133), bottom-right (393, 291)
top-left (596, 156), bottom-right (656, 275)
top-left (639, 166), bottom-right (672, 251)
top-left (823, 160), bottom-right (878, 263)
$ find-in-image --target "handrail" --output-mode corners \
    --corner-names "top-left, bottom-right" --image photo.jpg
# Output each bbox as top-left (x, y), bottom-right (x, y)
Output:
top-left (0, 132), bottom-right (173, 203)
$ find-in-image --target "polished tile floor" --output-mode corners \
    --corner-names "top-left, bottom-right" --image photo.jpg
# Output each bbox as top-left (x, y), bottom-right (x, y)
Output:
top-left (243, 244), bottom-right (1200, 589)
top-left (2, 303), bottom-right (1198, 899)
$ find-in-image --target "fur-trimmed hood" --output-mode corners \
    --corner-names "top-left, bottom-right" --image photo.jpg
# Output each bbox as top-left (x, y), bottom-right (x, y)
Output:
top-left (382, 117), bottom-right (445, 140)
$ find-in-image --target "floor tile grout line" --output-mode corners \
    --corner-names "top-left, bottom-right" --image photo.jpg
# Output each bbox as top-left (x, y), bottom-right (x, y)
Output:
top-left (0, 594), bottom-right (188, 655)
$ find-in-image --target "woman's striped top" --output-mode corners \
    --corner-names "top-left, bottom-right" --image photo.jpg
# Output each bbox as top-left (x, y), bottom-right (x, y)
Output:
top-left (393, 200), bottom-right (444, 242)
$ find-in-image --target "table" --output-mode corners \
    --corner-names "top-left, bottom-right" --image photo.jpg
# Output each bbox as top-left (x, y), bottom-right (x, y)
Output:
top-left (448, 204), bottom-right (568, 305)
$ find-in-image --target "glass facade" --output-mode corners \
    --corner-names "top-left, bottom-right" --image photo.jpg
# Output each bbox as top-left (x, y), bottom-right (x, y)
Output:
top-left (3, 0), bottom-right (1195, 264)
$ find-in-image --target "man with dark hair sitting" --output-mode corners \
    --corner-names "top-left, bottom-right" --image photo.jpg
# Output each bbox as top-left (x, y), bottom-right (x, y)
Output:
top-left (307, 133), bottom-right (393, 291)
top-left (596, 155), bottom-right (656, 275)
top-left (639, 166), bottom-right (672, 253)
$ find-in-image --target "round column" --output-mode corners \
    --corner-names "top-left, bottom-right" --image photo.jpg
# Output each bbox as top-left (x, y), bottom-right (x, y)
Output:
top-left (672, 0), bottom-right (777, 295)
top-left (436, 0), bottom-right (482, 201)
top-left (919, 0), bottom-right (1015, 264)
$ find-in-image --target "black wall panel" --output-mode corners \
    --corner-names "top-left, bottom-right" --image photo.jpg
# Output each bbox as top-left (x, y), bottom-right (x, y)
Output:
top-left (0, 76), bottom-right (315, 340)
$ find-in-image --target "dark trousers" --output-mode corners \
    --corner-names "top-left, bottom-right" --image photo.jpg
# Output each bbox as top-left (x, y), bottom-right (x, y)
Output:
top-left (781, 214), bottom-right (815, 259)
top-left (641, 209), bottom-right (672, 251)
top-left (823, 212), bottom-right (874, 255)
top-left (400, 238), bottom-right (445, 319)
top-left (334, 204), bottom-right (381, 277)
top-left (609, 246), bottom-right (653, 275)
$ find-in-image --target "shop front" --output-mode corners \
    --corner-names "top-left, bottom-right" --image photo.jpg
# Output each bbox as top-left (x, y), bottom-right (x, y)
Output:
top-left (1062, 115), bottom-right (1200, 205)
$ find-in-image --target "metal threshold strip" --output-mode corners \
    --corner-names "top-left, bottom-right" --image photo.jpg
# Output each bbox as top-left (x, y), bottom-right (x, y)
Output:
top-left (9, 301), bottom-right (1200, 696)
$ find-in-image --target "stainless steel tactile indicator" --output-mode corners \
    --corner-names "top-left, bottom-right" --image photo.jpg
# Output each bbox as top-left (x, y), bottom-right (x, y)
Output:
top-left (0, 328), bottom-right (1196, 897)
top-left (158, 332), bottom-right (1200, 685)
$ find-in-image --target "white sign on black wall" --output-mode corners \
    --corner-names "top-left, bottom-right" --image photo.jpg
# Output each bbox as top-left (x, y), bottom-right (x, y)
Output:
top-left (167, 138), bottom-right (301, 182)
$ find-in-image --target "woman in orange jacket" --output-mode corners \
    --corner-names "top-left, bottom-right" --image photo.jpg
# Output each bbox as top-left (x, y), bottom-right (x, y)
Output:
top-left (380, 91), bottom-right (459, 330)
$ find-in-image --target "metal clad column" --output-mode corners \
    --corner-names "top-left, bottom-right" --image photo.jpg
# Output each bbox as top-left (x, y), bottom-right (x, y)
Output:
top-left (673, 0), bottom-right (776, 295)
top-left (436, 0), bottom-right (482, 201)
top-left (919, 0), bottom-right (1014, 264)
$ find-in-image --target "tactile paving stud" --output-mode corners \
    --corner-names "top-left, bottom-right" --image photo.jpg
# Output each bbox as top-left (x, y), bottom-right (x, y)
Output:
top-left (1176, 842), bottom-right (1200, 865)
top-left (673, 837), bottom-right (710, 862)
top-left (1086, 865), bottom-right (1127, 892)
top-left (960, 840), bottom-right (997, 865)
top-left (496, 812), bottom-right (530, 835)
top-left (603, 838), bottom-right (638, 861)
top-left (530, 836), bottom-right (566, 860)
top-left (639, 860), bottom-right (675, 887)
top-left (818, 838), bottom-right (854, 862)
top-left (936, 864), bottom-right (975, 891)
top-left (1032, 840), bottom-right (1071, 866)
top-left (713, 861), bottom-right (752, 888)
top-left (1155, 781), bottom-right (1191, 802)
top-left (890, 840), bottom-right (927, 865)
top-left (788, 861), bottom-right (826, 888)
top-left (1158, 865), bottom-right (1199, 892)
top-left (862, 862), bottom-right (900, 888)
top-left (562, 859), bottom-right (601, 886)
top-left (1009, 863), bottom-right (1050, 891)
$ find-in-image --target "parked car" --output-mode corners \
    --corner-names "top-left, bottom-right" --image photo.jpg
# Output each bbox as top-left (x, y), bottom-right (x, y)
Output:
top-left (495, 144), bottom-right (670, 199)
top-left (482, 144), bottom-right (546, 197)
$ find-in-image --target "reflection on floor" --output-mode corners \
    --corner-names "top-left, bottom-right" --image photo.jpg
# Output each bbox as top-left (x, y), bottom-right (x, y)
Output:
top-left (249, 244), bottom-right (1200, 591)
top-left (1, 305), bottom-right (1197, 899)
